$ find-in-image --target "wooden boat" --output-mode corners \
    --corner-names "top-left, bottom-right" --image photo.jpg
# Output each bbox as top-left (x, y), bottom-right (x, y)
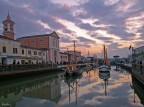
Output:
top-left (99, 45), bottom-right (111, 80)
top-left (64, 41), bottom-right (83, 77)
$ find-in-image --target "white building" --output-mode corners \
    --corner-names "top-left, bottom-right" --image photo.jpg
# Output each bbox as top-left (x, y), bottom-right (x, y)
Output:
top-left (60, 52), bottom-right (68, 64)
top-left (66, 51), bottom-right (81, 64)
top-left (0, 36), bottom-right (47, 64)
top-left (133, 46), bottom-right (144, 63)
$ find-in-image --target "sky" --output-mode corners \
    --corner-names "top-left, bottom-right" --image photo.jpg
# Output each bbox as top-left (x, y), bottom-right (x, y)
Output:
top-left (0, 0), bottom-right (144, 58)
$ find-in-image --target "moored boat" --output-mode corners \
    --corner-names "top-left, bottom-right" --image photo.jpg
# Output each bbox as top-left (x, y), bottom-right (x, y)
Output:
top-left (64, 41), bottom-right (83, 77)
top-left (99, 45), bottom-right (111, 80)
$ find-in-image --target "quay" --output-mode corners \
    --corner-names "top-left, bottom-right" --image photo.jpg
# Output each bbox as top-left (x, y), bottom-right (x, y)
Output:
top-left (118, 63), bottom-right (144, 85)
top-left (0, 63), bottom-right (88, 79)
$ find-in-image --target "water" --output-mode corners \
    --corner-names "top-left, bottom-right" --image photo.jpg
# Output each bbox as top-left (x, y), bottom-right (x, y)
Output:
top-left (0, 66), bottom-right (143, 107)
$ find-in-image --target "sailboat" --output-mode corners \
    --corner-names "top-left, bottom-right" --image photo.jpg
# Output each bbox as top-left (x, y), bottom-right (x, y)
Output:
top-left (65, 41), bottom-right (83, 76)
top-left (65, 48), bottom-right (73, 76)
top-left (99, 45), bottom-right (111, 80)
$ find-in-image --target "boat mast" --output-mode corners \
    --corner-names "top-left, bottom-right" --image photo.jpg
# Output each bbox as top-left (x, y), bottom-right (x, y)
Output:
top-left (67, 48), bottom-right (69, 65)
top-left (74, 40), bottom-right (76, 65)
top-left (104, 45), bottom-right (106, 64)
top-left (72, 40), bottom-right (76, 71)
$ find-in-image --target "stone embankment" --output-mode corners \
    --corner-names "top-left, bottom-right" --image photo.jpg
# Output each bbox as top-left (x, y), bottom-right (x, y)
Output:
top-left (0, 63), bottom-right (89, 79)
top-left (118, 63), bottom-right (144, 85)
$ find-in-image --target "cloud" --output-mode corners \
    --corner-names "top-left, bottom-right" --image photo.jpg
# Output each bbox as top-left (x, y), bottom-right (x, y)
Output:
top-left (0, 0), bottom-right (144, 57)
top-left (77, 37), bottom-right (96, 44)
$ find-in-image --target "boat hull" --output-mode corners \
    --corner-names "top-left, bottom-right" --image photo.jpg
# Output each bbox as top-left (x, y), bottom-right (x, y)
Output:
top-left (99, 65), bottom-right (111, 80)
top-left (99, 71), bottom-right (110, 80)
top-left (64, 69), bottom-right (83, 77)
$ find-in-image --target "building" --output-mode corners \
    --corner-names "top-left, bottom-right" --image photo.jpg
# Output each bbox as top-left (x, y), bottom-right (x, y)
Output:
top-left (2, 12), bottom-right (15, 40)
top-left (0, 13), bottom-right (60, 64)
top-left (0, 72), bottom-right (63, 105)
top-left (133, 46), bottom-right (144, 63)
top-left (0, 36), bottom-right (47, 64)
top-left (59, 51), bottom-right (81, 64)
top-left (60, 52), bottom-right (68, 64)
top-left (17, 31), bottom-right (60, 64)
top-left (65, 50), bottom-right (81, 64)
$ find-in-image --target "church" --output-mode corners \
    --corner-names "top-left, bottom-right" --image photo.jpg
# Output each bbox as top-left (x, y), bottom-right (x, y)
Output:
top-left (0, 13), bottom-right (60, 65)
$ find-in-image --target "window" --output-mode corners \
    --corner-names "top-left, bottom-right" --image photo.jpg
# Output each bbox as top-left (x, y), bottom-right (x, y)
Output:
top-left (38, 52), bottom-right (41, 56)
top-left (13, 48), bottom-right (17, 54)
top-left (53, 38), bottom-right (55, 47)
top-left (10, 27), bottom-right (13, 31)
top-left (40, 40), bottom-right (44, 46)
top-left (28, 50), bottom-right (31, 55)
top-left (3, 47), bottom-right (6, 53)
top-left (33, 51), bottom-right (37, 55)
top-left (21, 60), bottom-right (25, 64)
top-left (5, 28), bottom-right (7, 31)
top-left (24, 41), bottom-right (27, 46)
top-left (22, 50), bottom-right (24, 54)
top-left (32, 41), bottom-right (35, 47)
top-left (43, 53), bottom-right (45, 56)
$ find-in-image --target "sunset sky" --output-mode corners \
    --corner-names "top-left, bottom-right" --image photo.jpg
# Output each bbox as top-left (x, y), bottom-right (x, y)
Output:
top-left (0, 0), bottom-right (144, 58)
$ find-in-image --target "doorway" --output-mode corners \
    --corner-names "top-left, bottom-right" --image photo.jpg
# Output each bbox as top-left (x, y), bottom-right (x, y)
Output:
top-left (2, 58), bottom-right (7, 65)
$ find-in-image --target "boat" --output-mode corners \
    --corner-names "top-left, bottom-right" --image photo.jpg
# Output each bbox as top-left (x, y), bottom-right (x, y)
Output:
top-left (64, 41), bottom-right (83, 76)
top-left (99, 45), bottom-right (111, 80)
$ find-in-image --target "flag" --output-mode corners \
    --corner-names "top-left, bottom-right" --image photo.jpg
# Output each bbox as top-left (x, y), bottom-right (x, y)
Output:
top-left (129, 45), bottom-right (132, 50)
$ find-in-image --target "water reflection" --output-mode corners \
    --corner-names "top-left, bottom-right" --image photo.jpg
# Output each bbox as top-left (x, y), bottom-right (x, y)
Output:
top-left (64, 74), bottom-right (82, 105)
top-left (0, 67), bottom-right (143, 107)
top-left (0, 72), bottom-right (64, 107)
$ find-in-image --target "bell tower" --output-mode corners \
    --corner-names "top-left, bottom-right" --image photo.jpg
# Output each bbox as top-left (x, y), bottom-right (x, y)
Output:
top-left (2, 12), bottom-right (15, 40)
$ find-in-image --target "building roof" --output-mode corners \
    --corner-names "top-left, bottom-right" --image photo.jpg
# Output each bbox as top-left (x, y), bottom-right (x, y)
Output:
top-left (6, 13), bottom-right (12, 21)
top-left (17, 31), bottom-right (60, 40)
top-left (2, 12), bottom-right (14, 24)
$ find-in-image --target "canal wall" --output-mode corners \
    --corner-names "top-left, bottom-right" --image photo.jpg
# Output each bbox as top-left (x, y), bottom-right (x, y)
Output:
top-left (132, 75), bottom-right (144, 105)
top-left (0, 63), bottom-right (89, 79)
top-left (0, 67), bottom-right (63, 80)
top-left (118, 64), bottom-right (144, 85)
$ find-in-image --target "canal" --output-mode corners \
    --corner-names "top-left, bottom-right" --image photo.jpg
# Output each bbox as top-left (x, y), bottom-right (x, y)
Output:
top-left (0, 66), bottom-right (143, 107)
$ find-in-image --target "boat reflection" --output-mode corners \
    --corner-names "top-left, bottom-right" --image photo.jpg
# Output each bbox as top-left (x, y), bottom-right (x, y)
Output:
top-left (64, 74), bottom-right (82, 105)
top-left (131, 75), bottom-right (144, 105)
top-left (0, 72), bottom-right (64, 107)
top-left (98, 70), bottom-right (110, 96)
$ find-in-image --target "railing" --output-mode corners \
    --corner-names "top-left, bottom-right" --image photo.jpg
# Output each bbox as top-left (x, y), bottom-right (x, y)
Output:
top-left (0, 64), bottom-right (57, 72)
